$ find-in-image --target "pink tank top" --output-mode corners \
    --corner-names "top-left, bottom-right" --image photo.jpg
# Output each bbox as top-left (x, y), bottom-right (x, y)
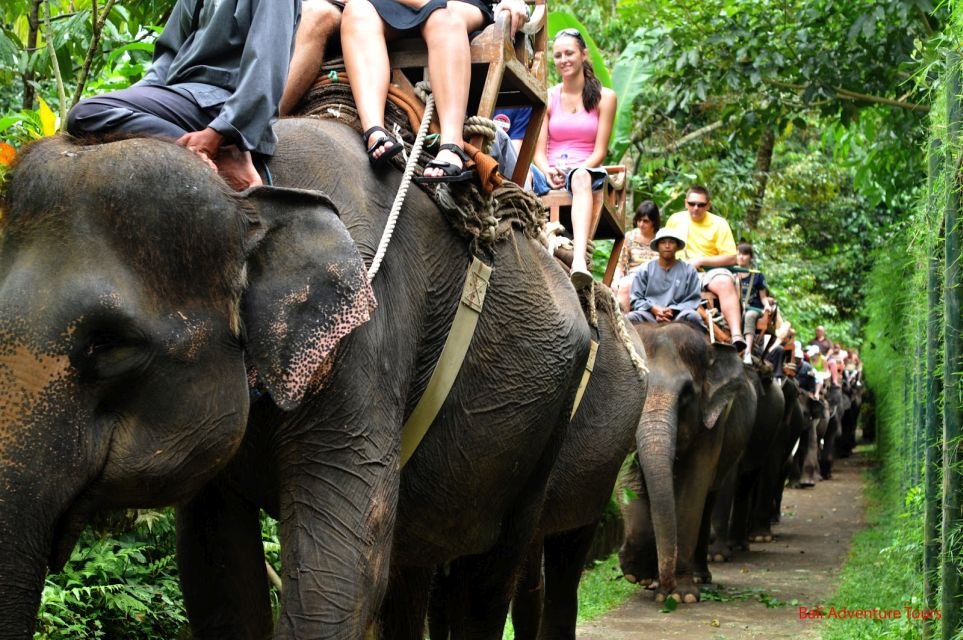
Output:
top-left (545, 85), bottom-right (600, 167)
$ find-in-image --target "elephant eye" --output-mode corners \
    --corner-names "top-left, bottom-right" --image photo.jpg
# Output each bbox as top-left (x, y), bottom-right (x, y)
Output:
top-left (73, 329), bottom-right (152, 382)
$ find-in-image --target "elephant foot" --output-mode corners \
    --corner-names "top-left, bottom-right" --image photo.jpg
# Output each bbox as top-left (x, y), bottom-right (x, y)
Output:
top-left (732, 539), bottom-right (750, 552)
top-left (656, 577), bottom-right (700, 604)
top-left (693, 568), bottom-right (713, 584)
top-left (622, 573), bottom-right (658, 589)
top-left (799, 479), bottom-right (815, 488)
top-left (749, 528), bottom-right (774, 543)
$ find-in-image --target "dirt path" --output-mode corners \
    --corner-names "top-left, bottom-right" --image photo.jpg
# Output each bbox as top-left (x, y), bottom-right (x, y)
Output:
top-left (577, 453), bottom-right (871, 640)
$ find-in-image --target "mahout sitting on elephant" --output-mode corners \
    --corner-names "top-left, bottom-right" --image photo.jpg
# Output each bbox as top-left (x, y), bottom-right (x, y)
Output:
top-left (617, 321), bottom-right (756, 603)
top-left (0, 116), bottom-right (592, 639)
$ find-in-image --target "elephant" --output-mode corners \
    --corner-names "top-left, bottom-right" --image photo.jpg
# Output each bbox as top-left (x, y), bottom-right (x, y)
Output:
top-left (616, 322), bottom-right (756, 603)
top-left (505, 292), bottom-right (647, 640)
top-left (425, 290), bottom-right (649, 639)
top-left (708, 361), bottom-right (786, 558)
top-left (835, 371), bottom-right (864, 459)
top-left (790, 388), bottom-right (829, 488)
top-left (0, 118), bottom-right (592, 639)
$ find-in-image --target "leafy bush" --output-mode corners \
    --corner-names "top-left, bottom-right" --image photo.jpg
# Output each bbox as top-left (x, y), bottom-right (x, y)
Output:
top-left (35, 510), bottom-right (187, 640)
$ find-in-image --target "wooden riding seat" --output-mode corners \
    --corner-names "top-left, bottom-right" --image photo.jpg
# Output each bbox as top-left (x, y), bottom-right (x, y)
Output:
top-left (387, 0), bottom-right (548, 185)
top-left (540, 166), bottom-right (628, 285)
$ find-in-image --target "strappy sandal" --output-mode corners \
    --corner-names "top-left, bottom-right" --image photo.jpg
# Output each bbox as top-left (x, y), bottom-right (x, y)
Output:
top-left (414, 143), bottom-right (476, 184)
top-left (363, 126), bottom-right (403, 167)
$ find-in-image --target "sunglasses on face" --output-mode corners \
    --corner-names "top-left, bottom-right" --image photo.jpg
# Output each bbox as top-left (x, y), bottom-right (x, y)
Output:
top-left (555, 28), bottom-right (586, 46)
top-left (686, 201), bottom-right (708, 208)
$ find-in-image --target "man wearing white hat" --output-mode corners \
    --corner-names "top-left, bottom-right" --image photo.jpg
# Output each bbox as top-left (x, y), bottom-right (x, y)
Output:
top-left (627, 227), bottom-right (704, 327)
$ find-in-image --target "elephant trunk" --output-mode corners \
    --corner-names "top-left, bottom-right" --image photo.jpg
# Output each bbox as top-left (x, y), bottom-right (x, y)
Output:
top-left (0, 513), bottom-right (52, 639)
top-left (636, 394), bottom-right (678, 594)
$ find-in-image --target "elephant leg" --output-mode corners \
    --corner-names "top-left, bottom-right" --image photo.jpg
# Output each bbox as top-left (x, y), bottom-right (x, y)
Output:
top-left (672, 439), bottom-right (723, 603)
top-left (539, 523), bottom-right (598, 639)
top-left (617, 457), bottom-right (658, 587)
top-left (708, 465), bottom-right (736, 563)
top-left (177, 480), bottom-right (273, 640)
top-left (820, 415), bottom-right (840, 480)
top-left (728, 471), bottom-right (755, 551)
top-left (801, 424), bottom-right (819, 486)
top-left (510, 541), bottom-right (544, 640)
top-left (749, 453), bottom-right (782, 542)
top-left (381, 566), bottom-right (433, 640)
top-left (692, 491), bottom-right (714, 585)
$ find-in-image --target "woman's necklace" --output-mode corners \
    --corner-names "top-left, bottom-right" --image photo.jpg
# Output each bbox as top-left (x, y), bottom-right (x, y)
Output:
top-left (561, 89), bottom-right (580, 113)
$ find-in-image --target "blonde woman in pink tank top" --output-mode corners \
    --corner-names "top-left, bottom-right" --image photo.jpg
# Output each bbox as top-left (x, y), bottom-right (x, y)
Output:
top-left (533, 28), bottom-right (617, 288)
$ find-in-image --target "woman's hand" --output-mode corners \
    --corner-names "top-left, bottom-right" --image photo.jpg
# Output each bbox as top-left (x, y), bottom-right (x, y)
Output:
top-left (548, 166), bottom-right (566, 189)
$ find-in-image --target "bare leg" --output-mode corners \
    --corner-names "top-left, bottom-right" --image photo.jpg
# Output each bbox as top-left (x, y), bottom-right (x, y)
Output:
top-left (420, 4), bottom-right (485, 177)
top-left (616, 275), bottom-right (633, 312)
top-left (280, 0), bottom-right (343, 116)
top-left (708, 276), bottom-right (744, 347)
top-left (569, 168), bottom-right (598, 277)
top-left (341, 0), bottom-right (395, 158)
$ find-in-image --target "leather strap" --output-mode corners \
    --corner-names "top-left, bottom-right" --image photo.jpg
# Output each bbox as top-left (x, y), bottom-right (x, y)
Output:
top-left (570, 340), bottom-right (598, 419)
top-left (400, 257), bottom-right (492, 467)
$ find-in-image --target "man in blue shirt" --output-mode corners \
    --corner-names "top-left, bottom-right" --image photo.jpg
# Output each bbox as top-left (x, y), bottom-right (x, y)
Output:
top-left (67, 0), bottom-right (300, 190)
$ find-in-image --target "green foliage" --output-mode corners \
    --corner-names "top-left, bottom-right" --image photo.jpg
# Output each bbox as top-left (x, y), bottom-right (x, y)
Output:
top-left (35, 510), bottom-right (187, 640)
top-left (823, 468), bottom-right (925, 640)
top-left (0, 1), bottom-right (171, 145)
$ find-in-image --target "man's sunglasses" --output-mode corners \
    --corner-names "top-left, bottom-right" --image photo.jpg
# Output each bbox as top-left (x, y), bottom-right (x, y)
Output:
top-left (686, 201), bottom-right (708, 208)
top-left (555, 28), bottom-right (586, 45)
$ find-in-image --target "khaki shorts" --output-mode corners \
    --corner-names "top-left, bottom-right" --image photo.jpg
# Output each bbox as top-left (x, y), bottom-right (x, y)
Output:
top-left (700, 268), bottom-right (737, 290)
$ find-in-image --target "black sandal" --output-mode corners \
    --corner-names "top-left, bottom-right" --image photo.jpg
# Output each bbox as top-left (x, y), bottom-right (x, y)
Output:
top-left (363, 126), bottom-right (403, 167)
top-left (414, 143), bottom-right (476, 184)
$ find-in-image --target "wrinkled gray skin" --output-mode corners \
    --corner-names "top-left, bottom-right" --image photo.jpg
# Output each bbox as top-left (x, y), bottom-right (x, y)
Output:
top-left (617, 323), bottom-right (755, 603)
top-left (0, 118), bottom-right (590, 640)
top-left (505, 295), bottom-right (647, 639)
top-left (424, 294), bottom-right (649, 639)
top-left (708, 362), bottom-right (785, 560)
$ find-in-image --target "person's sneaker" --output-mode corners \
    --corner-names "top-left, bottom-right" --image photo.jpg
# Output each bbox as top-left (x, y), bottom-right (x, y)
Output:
top-left (743, 350), bottom-right (753, 364)
top-left (731, 335), bottom-right (747, 353)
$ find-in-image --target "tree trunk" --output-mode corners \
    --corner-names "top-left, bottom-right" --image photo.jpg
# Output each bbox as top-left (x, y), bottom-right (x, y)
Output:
top-left (745, 127), bottom-right (775, 230)
top-left (22, 0), bottom-right (42, 110)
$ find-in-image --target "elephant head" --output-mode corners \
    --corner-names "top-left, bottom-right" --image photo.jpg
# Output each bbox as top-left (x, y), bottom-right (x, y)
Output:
top-left (620, 322), bottom-right (747, 598)
top-left (0, 135), bottom-right (373, 637)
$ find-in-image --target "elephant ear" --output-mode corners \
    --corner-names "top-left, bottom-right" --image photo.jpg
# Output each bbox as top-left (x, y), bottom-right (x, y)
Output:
top-left (702, 347), bottom-right (746, 430)
top-left (241, 186), bottom-right (375, 410)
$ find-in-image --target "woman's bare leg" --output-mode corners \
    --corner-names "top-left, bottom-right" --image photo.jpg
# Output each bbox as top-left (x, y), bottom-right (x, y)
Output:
top-left (342, 0), bottom-right (394, 157)
top-left (420, 3), bottom-right (485, 176)
top-left (569, 169), bottom-right (598, 275)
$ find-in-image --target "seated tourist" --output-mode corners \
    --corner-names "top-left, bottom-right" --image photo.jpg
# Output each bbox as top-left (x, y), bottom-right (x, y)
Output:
top-left (612, 200), bottom-right (660, 312)
top-left (532, 27), bottom-right (617, 288)
top-left (664, 185), bottom-right (746, 351)
top-left (340, 0), bottom-right (528, 182)
top-left (280, 0), bottom-right (349, 117)
top-left (735, 242), bottom-right (776, 362)
top-left (66, 0), bottom-right (299, 191)
top-left (626, 228), bottom-right (704, 328)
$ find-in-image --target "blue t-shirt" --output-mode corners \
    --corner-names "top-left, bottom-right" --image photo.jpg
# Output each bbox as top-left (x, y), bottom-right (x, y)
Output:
top-left (493, 106), bottom-right (533, 140)
top-left (739, 271), bottom-right (768, 309)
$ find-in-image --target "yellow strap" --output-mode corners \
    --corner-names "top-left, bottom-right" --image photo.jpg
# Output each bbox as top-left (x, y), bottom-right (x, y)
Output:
top-left (570, 340), bottom-right (599, 419)
top-left (400, 257), bottom-right (492, 468)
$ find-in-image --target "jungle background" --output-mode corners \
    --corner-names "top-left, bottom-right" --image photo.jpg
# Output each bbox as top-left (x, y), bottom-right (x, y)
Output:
top-left (0, 0), bottom-right (960, 638)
